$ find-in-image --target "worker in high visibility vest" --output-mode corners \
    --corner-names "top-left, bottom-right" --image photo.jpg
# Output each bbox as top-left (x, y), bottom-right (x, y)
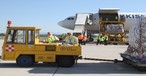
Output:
top-left (122, 37), bottom-right (126, 43)
top-left (78, 34), bottom-right (83, 45)
top-left (82, 35), bottom-right (87, 45)
top-left (96, 34), bottom-right (100, 45)
top-left (64, 32), bottom-right (78, 46)
top-left (45, 32), bottom-right (59, 43)
top-left (104, 35), bottom-right (108, 45)
top-left (99, 35), bottom-right (105, 44)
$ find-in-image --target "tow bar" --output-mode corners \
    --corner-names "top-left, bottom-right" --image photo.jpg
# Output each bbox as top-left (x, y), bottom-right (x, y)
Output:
top-left (83, 57), bottom-right (123, 63)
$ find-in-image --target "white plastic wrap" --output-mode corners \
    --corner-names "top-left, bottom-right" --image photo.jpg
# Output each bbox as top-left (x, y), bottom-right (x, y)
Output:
top-left (125, 16), bottom-right (146, 58)
top-left (106, 24), bottom-right (124, 32)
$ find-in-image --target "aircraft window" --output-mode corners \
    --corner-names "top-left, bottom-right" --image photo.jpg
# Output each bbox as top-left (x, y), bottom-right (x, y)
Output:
top-left (67, 17), bottom-right (74, 20)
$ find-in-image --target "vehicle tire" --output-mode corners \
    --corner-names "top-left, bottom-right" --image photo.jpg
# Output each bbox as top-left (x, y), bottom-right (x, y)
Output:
top-left (125, 42), bottom-right (129, 45)
top-left (16, 55), bottom-right (34, 67)
top-left (89, 38), bottom-right (93, 42)
top-left (82, 42), bottom-right (85, 45)
top-left (57, 56), bottom-right (75, 67)
top-left (113, 43), bottom-right (118, 45)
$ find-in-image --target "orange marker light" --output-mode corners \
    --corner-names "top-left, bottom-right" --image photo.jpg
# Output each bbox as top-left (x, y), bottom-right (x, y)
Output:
top-left (7, 21), bottom-right (12, 27)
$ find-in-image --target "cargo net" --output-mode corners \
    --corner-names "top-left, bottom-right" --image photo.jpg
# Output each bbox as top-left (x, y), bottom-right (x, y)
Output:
top-left (106, 24), bottom-right (124, 33)
top-left (125, 16), bottom-right (146, 58)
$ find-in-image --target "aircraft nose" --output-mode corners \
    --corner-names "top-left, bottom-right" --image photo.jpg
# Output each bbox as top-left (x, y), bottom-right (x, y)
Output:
top-left (58, 21), bottom-right (64, 27)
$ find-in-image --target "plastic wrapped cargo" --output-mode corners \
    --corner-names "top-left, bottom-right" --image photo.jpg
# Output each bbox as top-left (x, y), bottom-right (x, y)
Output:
top-left (125, 15), bottom-right (146, 58)
top-left (106, 24), bottom-right (124, 32)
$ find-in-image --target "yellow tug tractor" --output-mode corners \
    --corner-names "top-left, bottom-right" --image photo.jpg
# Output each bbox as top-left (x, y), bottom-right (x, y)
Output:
top-left (1, 21), bottom-right (81, 67)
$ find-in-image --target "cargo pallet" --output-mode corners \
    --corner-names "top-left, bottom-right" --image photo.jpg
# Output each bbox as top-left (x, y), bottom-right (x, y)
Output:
top-left (121, 53), bottom-right (146, 71)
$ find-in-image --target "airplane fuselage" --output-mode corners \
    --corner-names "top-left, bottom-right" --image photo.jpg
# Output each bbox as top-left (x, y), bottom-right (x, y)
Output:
top-left (58, 12), bottom-right (146, 33)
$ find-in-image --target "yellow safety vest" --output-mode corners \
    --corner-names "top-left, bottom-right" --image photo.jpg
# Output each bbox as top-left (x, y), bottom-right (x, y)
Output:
top-left (105, 36), bottom-right (108, 41)
top-left (64, 36), bottom-right (78, 46)
top-left (100, 36), bottom-right (104, 41)
top-left (46, 36), bottom-right (55, 43)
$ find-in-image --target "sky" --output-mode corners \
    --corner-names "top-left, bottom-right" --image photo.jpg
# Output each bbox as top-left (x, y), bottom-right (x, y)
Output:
top-left (0, 0), bottom-right (146, 34)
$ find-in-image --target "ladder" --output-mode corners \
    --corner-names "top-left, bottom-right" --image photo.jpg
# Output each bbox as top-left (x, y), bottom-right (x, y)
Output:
top-left (73, 13), bottom-right (89, 36)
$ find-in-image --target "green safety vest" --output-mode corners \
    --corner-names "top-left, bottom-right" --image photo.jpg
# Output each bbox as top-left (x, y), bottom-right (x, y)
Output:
top-left (46, 36), bottom-right (56, 43)
top-left (64, 36), bottom-right (78, 46)
top-left (100, 36), bottom-right (104, 41)
top-left (105, 36), bottom-right (108, 41)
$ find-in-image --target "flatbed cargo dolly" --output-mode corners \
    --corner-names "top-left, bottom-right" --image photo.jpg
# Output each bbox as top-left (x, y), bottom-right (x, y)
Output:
top-left (121, 53), bottom-right (146, 71)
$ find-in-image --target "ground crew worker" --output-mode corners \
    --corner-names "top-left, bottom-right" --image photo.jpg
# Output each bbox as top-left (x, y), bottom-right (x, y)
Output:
top-left (64, 32), bottom-right (78, 46)
top-left (122, 37), bottom-right (126, 43)
top-left (82, 35), bottom-right (87, 45)
top-left (99, 35), bottom-right (104, 44)
top-left (45, 32), bottom-right (59, 43)
top-left (104, 35), bottom-right (108, 45)
top-left (96, 34), bottom-right (100, 45)
top-left (78, 34), bottom-right (83, 45)
top-left (74, 34), bottom-right (79, 45)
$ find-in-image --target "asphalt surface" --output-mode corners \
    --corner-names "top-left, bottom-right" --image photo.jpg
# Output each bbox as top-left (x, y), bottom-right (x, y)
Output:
top-left (0, 39), bottom-right (146, 76)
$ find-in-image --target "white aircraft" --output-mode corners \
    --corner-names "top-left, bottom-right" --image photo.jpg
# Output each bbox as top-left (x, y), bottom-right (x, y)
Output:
top-left (58, 8), bottom-right (146, 34)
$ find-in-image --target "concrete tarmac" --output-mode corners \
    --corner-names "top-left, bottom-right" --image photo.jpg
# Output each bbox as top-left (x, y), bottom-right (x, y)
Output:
top-left (0, 39), bottom-right (146, 76)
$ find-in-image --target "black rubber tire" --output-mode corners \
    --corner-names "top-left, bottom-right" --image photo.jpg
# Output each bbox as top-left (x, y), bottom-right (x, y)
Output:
top-left (123, 58), bottom-right (131, 65)
top-left (89, 38), bottom-right (94, 42)
top-left (57, 56), bottom-right (75, 67)
top-left (125, 42), bottom-right (129, 45)
top-left (82, 42), bottom-right (86, 45)
top-left (16, 55), bottom-right (34, 67)
top-left (113, 43), bottom-right (118, 45)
